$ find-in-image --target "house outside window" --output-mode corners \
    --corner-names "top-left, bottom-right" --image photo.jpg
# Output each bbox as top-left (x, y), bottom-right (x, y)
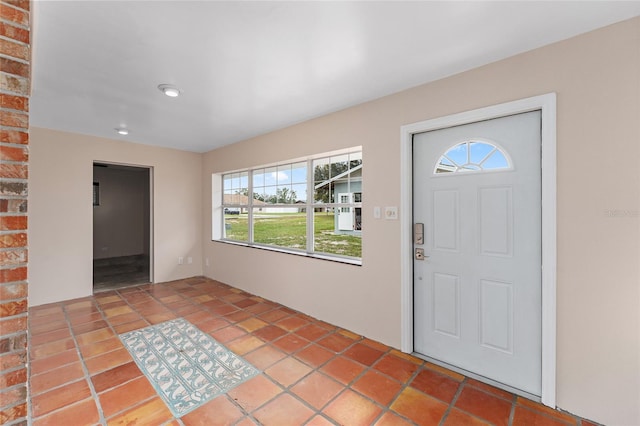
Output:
top-left (217, 149), bottom-right (362, 263)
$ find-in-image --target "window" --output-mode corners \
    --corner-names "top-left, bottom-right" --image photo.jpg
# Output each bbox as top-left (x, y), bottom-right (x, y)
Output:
top-left (217, 149), bottom-right (362, 263)
top-left (434, 140), bottom-right (511, 174)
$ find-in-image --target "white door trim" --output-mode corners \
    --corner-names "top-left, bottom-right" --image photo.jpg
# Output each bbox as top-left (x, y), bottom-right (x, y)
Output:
top-left (399, 93), bottom-right (556, 407)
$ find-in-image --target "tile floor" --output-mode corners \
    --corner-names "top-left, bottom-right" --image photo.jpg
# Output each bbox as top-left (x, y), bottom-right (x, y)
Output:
top-left (28, 277), bottom-right (598, 426)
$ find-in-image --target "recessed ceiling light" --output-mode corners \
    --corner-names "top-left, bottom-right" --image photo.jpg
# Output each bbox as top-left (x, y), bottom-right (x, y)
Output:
top-left (158, 84), bottom-right (180, 98)
top-left (115, 128), bottom-right (129, 135)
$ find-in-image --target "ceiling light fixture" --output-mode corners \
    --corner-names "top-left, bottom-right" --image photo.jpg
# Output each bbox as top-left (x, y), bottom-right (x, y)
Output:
top-left (116, 128), bottom-right (129, 135)
top-left (158, 84), bottom-right (180, 98)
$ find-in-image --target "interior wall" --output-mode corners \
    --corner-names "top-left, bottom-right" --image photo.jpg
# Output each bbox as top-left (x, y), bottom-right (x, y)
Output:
top-left (29, 128), bottom-right (203, 305)
top-left (202, 18), bottom-right (640, 425)
top-left (93, 165), bottom-right (148, 259)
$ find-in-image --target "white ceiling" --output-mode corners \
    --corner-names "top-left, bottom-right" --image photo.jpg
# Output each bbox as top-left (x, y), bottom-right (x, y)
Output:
top-left (31, 1), bottom-right (640, 153)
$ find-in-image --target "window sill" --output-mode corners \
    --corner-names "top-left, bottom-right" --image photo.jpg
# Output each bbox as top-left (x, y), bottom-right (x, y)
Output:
top-left (212, 239), bottom-right (362, 266)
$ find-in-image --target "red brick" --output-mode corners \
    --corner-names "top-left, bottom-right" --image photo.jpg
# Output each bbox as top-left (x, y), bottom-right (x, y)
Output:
top-left (0, 163), bottom-right (27, 179)
top-left (0, 3), bottom-right (29, 27)
top-left (0, 282), bottom-right (27, 300)
top-left (0, 249), bottom-right (27, 266)
top-left (0, 267), bottom-right (26, 284)
top-left (0, 58), bottom-right (28, 79)
top-left (0, 38), bottom-right (28, 61)
top-left (0, 351), bottom-right (26, 371)
top-left (0, 146), bottom-right (27, 162)
top-left (0, 73), bottom-right (29, 96)
top-left (0, 111), bottom-right (27, 128)
top-left (0, 233), bottom-right (26, 248)
top-left (0, 384), bottom-right (26, 406)
top-left (0, 93), bottom-right (28, 111)
top-left (0, 130), bottom-right (28, 144)
top-left (0, 216), bottom-right (27, 231)
top-left (0, 368), bottom-right (26, 388)
top-left (0, 21), bottom-right (29, 44)
top-left (0, 402), bottom-right (26, 424)
top-left (0, 316), bottom-right (26, 334)
top-left (3, 1), bottom-right (29, 13)
top-left (0, 199), bottom-right (27, 213)
top-left (0, 299), bottom-right (26, 317)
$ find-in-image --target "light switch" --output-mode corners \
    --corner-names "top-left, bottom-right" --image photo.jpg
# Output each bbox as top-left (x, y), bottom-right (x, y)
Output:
top-left (373, 206), bottom-right (381, 219)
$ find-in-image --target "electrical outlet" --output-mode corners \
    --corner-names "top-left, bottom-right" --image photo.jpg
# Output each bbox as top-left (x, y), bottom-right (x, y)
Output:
top-left (178, 257), bottom-right (183, 265)
top-left (385, 206), bottom-right (398, 220)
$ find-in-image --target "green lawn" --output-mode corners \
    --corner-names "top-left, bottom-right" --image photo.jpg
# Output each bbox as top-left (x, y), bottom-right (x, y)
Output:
top-left (224, 212), bottom-right (361, 257)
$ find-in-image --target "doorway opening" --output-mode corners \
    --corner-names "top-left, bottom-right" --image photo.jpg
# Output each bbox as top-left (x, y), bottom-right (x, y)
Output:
top-left (93, 162), bottom-right (152, 292)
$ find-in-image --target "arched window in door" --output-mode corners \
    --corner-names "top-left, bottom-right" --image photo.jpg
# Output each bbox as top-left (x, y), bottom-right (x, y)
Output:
top-left (434, 140), bottom-right (511, 174)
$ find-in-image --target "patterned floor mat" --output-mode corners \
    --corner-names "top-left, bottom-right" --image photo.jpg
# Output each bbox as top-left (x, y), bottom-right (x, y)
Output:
top-left (120, 318), bottom-right (258, 416)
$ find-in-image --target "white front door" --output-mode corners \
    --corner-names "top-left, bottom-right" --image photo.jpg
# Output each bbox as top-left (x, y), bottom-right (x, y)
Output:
top-left (413, 111), bottom-right (542, 395)
top-left (337, 193), bottom-right (353, 230)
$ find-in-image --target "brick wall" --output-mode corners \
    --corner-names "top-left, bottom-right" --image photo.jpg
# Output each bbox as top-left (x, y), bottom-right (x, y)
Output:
top-left (0, 0), bottom-right (30, 424)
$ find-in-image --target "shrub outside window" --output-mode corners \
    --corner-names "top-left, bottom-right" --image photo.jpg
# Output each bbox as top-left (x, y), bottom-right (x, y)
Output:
top-left (219, 150), bottom-right (362, 263)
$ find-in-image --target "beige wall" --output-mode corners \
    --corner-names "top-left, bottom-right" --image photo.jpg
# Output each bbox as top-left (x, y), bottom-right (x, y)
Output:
top-left (202, 18), bottom-right (640, 425)
top-left (29, 128), bottom-right (203, 305)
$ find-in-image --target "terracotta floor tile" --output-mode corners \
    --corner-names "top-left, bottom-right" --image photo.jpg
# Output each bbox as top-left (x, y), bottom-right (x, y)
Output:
top-left (29, 319), bottom-right (68, 336)
top-left (317, 333), bottom-right (354, 353)
top-left (324, 389), bottom-right (382, 426)
top-left (99, 376), bottom-right (157, 418)
top-left (210, 325), bottom-right (247, 343)
top-left (227, 374), bottom-right (283, 412)
top-left (253, 324), bottom-right (288, 342)
top-left (244, 345), bottom-right (287, 370)
top-left (467, 378), bottom-right (514, 401)
top-left (91, 361), bottom-right (142, 393)
top-left (234, 297), bottom-right (259, 309)
top-left (276, 316), bottom-right (311, 331)
top-left (196, 317), bottom-right (230, 334)
top-left (31, 379), bottom-right (92, 418)
top-left (295, 324), bottom-right (332, 342)
top-left (29, 349), bottom-right (78, 375)
top-left (107, 311), bottom-right (143, 326)
top-left (410, 368), bottom-right (461, 403)
top-left (227, 334), bottom-right (266, 355)
top-left (295, 344), bottom-right (335, 368)
top-left (512, 407), bottom-right (573, 426)
top-left (353, 370), bottom-right (403, 406)
top-left (106, 397), bottom-right (173, 426)
top-left (76, 327), bottom-right (115, 346)
top-left (390, 387), bottom-right (448, 426)
top-left (32, 398), bottom-right (99, 426)
top-left (455, 385), bottom-right (512, 426)
top-left (516, 396), bottom-right (577, 424)
top-left (30, 327), bottom-right (71, 346)
top-left (306, 415), bottom-right (335, 426)
top-left (338, 328), bottom-right (361, 340)
top-left (113, 319), bottom-right (148, 334)
top-left (209, 304), bottom-right (238, 316)
top-left (68, 311), bottom-right (103, 325)
top-left (30, 338), bottom-right (76, 360)
top-left (104, 304), bottom-right (133, 318)
top-left (423, 362), bottom-right (465, 381)
top-left (237, 317), bottom-right (268, 332)
top-left (184, 310), bottom-right (213, 324)
top-left (146, 311), bottom-right (178, 324)
top-left (343, 343), bottom-right (385, 366)
top-left (181, 395), bottom-right (244, 426)
top-left (291, 371), bottom-right (344, 409)
top-left (84, 347), bottom-right (133, 375)
top-left (361, 338), bottom-right (390, 352)
top-left (224, 310), bottom-right (253, 323)
top-left (30, 362), bottom-right (85, 396)
top-left (442, 408), bottom-right (492, 426)
top-left (259, 308), bottom-right (292, 323)
top-left (374, 353), bottom-right (420, 383)
top-left (265, 356), bottom-right (312, 387)
top-left (245, 302), bottom-right (273, 315)
top-left (320, 357), bottom-right (366, 385)
top-left (374, 411), bottom-right (415, 426)
top-left (79, 336), bottom-right (124, 358)
top-left (72, 319), bottom-right (109, 335)
top-left (253, 393), bottom-right (314, 426)
top-left (272, 333), bottom-right (310, 354)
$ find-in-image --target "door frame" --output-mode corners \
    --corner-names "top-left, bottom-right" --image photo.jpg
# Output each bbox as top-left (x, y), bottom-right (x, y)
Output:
top-left (399, 93), bottom-right (556, 407)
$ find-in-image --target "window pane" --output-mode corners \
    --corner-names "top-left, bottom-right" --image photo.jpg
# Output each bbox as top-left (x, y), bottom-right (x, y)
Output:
top-left (313, 210), bottom-right (362, 258)
top-left (313, 158), bottom-right (331, 204)
top-left (330, 154), bottom-right (349, 178)
top-left (253, 169), bottom-right (265, 187)
top-left (469, 141), bottom-right (494, 164)
top-left (264, 167), bottom-right (277, 186)
top-left (253, 208), bottom-right (306, 250)
top-left (292, 183), bottom-right (307, 203)
top-left (291, 162), bottom-right (307, 184)
top-left (276, 185), bottom-right (295, 204)
top-left (223, 209), bottom-right (248, 242)
top-left (349, 152), bottom-right (362, 169)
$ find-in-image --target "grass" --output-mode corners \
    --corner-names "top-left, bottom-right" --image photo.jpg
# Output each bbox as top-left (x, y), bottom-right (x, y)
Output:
top-left (224, 212), bottom-right (361, 258)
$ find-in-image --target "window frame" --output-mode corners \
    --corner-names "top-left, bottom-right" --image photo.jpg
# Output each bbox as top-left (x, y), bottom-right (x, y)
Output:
top-left (214, 148), bottom-right (363, 265)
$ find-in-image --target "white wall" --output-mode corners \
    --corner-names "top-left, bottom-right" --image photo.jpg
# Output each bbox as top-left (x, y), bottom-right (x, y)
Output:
top-left (29, 128), bottom-right (203, 305)
top-left (201, 18), bottom-right (640, 425)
